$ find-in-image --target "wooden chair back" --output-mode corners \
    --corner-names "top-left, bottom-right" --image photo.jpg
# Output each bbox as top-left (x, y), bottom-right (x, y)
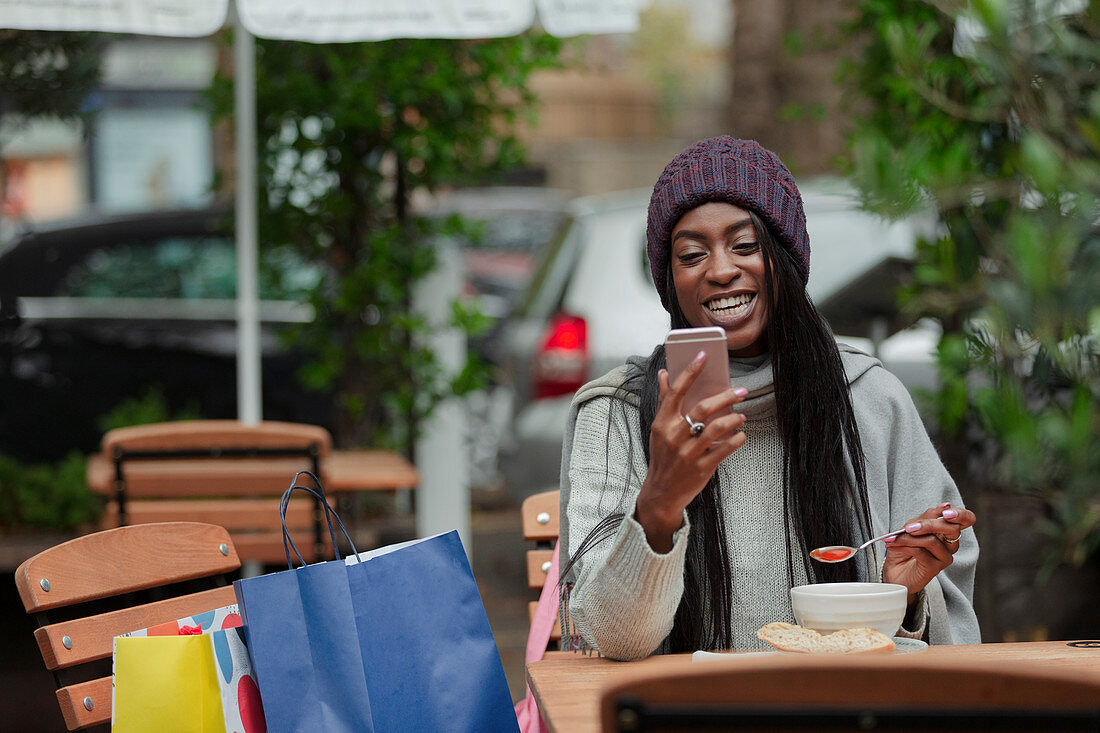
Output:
top-left (14, 522), bottom-right (242, 731)
top-left (600, 654), bottom-right (1100, 732)
top-left (87, 420), bottom-right (333, 564)
top-left (521, 489), bottom-right (563, 642)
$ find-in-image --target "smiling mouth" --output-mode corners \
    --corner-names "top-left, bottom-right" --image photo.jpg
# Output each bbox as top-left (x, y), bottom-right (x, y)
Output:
top-left (705, 293), bottom-right (754, 315)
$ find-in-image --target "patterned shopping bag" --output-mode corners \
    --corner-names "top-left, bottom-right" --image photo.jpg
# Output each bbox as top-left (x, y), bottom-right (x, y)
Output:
top-left (113, 605), bottom-right (266, 733)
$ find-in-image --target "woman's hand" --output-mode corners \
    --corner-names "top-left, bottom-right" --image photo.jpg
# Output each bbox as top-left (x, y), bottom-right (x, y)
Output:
top-left (882, 502), bottom-right (976, 609)
top-left (635, 350), bottom-right (748, 552)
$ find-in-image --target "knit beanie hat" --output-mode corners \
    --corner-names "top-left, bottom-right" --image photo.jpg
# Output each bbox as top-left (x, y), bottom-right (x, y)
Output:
top-left (646, 136), bottom-right (810, 313)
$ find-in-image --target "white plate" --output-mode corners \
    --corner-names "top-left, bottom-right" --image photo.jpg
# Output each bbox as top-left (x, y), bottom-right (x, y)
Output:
top-left (692, 637), bottom-right (928, 661)
top-left (892, 637), bottom-right (929, 653)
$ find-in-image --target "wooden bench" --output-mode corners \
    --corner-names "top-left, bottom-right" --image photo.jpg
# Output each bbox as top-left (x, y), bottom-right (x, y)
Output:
top-left (85, 421), bottom-right (416, 566)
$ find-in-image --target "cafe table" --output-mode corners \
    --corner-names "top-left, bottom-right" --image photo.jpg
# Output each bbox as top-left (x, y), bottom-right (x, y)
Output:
top-left (526, 641), bottom-right (1100, 733)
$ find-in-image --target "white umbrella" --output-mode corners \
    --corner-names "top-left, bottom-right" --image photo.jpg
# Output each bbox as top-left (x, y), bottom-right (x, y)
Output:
top-left (0, 0), bottom-right (642, 422)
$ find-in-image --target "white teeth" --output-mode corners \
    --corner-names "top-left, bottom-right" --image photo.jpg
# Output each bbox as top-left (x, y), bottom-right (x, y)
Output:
top-left (706, 293), bottom-right (753, 312)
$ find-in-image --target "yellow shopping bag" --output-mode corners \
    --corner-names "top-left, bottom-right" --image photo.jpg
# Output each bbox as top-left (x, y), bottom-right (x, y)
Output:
top-left (112, 635), bottom-right (225, 732)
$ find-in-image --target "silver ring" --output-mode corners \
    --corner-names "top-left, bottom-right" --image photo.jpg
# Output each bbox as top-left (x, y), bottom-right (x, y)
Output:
top-left (684, 414), bottom-right (705, 437)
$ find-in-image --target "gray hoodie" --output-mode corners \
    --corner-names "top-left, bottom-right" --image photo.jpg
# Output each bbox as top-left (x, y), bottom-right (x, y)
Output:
top-left (559, 344), bottom-right (980, 659)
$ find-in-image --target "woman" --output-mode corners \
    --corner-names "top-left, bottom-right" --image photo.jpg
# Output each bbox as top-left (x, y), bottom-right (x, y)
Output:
top-left (558, 136), bottom-right (979, 660)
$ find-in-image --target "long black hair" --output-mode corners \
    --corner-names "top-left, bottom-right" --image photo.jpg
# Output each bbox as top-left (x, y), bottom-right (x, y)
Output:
top-left (563, 209), bottom-right (874, 653)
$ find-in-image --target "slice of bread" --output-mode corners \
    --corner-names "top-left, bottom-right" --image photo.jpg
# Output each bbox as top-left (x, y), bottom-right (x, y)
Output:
top-left (756, 622), bottom-right (895, 654)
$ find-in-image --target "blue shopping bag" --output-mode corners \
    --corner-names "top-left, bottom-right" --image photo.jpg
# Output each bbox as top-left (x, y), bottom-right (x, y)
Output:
top-left (233, 480), bottom-right (374, 733)
top-left (237, 473), bottom-right (519, 733)
top-left (348, 530), bottom-right (520, 733)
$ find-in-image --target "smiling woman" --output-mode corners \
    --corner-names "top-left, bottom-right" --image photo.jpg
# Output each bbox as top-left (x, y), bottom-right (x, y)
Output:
top-left (556, 136), bottom-right (980, 661)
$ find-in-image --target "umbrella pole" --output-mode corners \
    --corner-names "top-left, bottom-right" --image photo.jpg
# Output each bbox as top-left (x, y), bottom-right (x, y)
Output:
top-left (234, 0), bottom-right (262, 425)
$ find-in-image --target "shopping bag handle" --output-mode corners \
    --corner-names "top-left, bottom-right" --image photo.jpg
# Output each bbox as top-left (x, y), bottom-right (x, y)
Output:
top-left (280, 482), bottom-right (335, 568)
top-left (281, 468), bottom-right (336, 554)
top-left (286, 470), bottom-right (340, 552)
top-left (280, 482), bottom-right (362, 569)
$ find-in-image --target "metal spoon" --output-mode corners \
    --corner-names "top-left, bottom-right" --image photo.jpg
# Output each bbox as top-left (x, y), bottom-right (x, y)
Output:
top-left (809, 528), bottom-right (909, 563)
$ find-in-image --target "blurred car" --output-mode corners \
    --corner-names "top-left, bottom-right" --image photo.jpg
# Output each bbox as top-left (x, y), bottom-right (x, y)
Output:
top-left (419, 187), bottom-right (576, 490)
top-left (0, 204), bottom-right (327, 463)
top-left (496, 181), bottom-right (940, 498)
top-left (425, 186), bottom-right (573, 367)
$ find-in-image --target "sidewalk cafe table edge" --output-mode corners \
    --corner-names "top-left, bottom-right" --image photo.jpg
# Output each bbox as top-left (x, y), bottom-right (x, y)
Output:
top-left (526, 641), bottom-right (1100, 733)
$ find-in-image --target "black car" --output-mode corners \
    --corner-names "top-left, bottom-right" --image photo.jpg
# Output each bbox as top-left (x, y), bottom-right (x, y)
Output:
top-left (0, 205), bottom-right (329, 463)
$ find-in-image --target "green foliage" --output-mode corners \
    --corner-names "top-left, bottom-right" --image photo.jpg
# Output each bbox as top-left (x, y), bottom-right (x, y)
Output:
top-left (0, 30), bottom-right (102, 124)
top-left (0, 451), bottom-right (97, 530)
top-left (208, 34), bottom-right (563, 451)
top-left (0, 387), bottom-right (203, 530)
top-left (97, 386), bottom-right (200, 434)
top-left (843, 0), bottom-right (1100, 573)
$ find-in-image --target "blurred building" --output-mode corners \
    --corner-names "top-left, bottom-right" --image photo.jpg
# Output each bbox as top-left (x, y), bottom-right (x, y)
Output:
top-left (2, 1), bottom-right (854, 216)
top-left (0, 37), bottom-right (217, 229)
top-left (91, 38), bottom-right (217, 212)
top-left (522, 0), bottom-right (849, 195)
top-left (731, 0), bottom-right (849, 175)
top-left (0, 117), bottom-right (87, 223)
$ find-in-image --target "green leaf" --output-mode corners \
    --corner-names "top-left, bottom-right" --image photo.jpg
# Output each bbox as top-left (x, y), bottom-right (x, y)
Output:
top-left (1020, 132), bottom-right (1061, 193)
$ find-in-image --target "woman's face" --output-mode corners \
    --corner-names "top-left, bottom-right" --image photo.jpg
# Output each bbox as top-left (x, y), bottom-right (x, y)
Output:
top-left (670, 201), bottom-right (769, 356)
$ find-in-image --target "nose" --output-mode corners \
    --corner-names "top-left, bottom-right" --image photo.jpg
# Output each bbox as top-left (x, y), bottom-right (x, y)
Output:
top-left (707, 248), bottom-right (741, 285)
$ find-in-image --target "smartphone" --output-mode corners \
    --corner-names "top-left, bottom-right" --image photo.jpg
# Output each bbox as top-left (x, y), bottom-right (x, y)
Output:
top-left (664, 326), bottom-right (730, 420)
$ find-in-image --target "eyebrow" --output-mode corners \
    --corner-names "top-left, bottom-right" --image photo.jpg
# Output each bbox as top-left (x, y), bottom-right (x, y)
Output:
top-left (671, 217), bottom-right (755, 246)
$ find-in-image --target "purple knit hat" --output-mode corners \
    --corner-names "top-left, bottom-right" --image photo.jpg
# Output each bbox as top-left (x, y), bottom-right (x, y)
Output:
top-left (646, 136), bottom-right (810, 313)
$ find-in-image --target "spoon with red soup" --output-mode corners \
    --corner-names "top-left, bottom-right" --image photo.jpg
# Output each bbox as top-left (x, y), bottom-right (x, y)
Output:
top-left (809, 528), bottom-right (909, 564)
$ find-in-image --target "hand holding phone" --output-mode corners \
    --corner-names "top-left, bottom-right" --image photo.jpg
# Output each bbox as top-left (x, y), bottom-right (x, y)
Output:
top-left (664, 327), bottom-right (730, 423)
top-left (638, 326), bottom-right (745, 552)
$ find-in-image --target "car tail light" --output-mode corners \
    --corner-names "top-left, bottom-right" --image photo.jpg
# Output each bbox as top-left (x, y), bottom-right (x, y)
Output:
top-left (533, 312), bottom-right (589, 399)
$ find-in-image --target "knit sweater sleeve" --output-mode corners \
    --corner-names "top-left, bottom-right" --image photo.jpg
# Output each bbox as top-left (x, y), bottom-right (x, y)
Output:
top-left (563, 395), bottom-right (690, 661)
top-left (850, 362), bottom-right (981, 645)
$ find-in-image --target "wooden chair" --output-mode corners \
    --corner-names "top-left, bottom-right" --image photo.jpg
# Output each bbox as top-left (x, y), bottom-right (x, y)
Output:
top-left (14, 522), bottom-right (241, 730)
top-left (85, 420), bottom-right (333, 564)
top-left (599, 654), bottom-right (1100, 732)
top-left (522, 489), bottom-right (563, 643)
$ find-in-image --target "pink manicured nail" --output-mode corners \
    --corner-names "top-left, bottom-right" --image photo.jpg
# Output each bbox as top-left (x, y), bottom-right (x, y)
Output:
top-left (734, 387), bottom-right (749, 397)
top-left (905, 522), bottom-right (922, 533)
top-left (938, 502), bottom-right (951, 509)
top-left (883, 535), bottom-right (897, 544)
top-left (942, 508), bottom-right (958, 519)
top-left (694, 350), bottom-right (706, 363)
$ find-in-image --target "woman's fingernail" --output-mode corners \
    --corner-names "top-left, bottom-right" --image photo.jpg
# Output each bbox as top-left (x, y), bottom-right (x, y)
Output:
top-left (694, 350), bottom-right (706, 363)
top-left (942, 508), bottom-right (958, 519)
top-left (734, 387), bottom-right (749, 397)
top-left (905, 522), bottom-right (922, 533)
top-left (938, 502), bottom-right (951, 509)
top-left (883, 535), bottom-right (897, 544)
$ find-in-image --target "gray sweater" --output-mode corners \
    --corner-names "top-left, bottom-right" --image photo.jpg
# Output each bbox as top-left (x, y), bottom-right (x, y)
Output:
top-left (559, 344), bottom-right (980, 660)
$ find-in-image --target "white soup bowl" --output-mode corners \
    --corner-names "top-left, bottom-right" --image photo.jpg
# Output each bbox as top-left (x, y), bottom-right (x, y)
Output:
top-left (789, 582), bottom-right (907, 637)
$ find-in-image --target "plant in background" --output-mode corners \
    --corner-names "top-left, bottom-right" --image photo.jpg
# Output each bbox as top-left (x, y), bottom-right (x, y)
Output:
top-left (0, 451), bottom-right (97, 531)
top-left (97, 386), bottom-right (201, 434)
top-left (842, 0), bottom-right (1100, 574)
top-left (210, 34), bottom-right (565, 453)
top-left (0, 387), bottom-right (202, 531)
top-left (0, 30), bottom-right (102, 206)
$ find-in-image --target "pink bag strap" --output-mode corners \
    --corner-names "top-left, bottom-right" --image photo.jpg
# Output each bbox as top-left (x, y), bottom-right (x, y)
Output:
top-left (524, 542), bottom-right (560, 665)
top-left (515, 542), bottom-right (559, 733)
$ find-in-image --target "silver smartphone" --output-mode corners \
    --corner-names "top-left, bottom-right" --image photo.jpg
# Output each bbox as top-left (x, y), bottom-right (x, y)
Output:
top-left (664, 326), bottom-right (730, 420)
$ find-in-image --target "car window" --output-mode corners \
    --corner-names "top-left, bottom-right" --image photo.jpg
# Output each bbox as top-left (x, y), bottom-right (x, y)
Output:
top-left (59, 236), bottom-right (321, 300)
top-left (448, 209), bottom-right (570, 251)
top-left (515, 216), bottom-right (578, 319)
